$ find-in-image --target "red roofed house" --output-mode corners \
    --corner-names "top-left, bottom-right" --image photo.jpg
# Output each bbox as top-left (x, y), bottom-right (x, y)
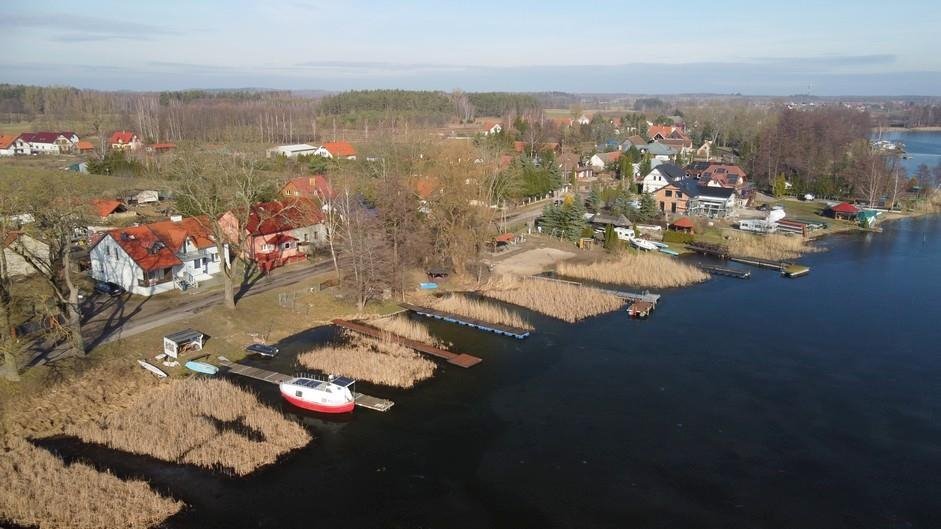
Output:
top-left (219, 198), bottom-right (325, 272)
top-left (314, 141), bottom-right (357, 160)
top-left (480, 121), bottom-right (503, 135)
top-left (109, 130), bottom-right (142, 151)
top-left (76, 140), bottom-right (97, 154)
top-left (648, 125), bottom-right (693, 151)
top-left (700, 164), bottom-right (748, 191)
top-left (91, 199), bottom-right (132, 220)
top-left (280, 175), bottom-right (334, 201)
top-left (89, 215), bottom-right (223, 295)
top-left (826, 202), bottom-right (860, 221)
top-left (0, 135), bottom-right (17, 156)
top-left (13, 132), bottom-right (79, 155)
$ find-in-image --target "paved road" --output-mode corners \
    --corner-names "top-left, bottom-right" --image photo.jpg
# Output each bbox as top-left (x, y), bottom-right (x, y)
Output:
top-left (82, 259), bottom-right (335, 348)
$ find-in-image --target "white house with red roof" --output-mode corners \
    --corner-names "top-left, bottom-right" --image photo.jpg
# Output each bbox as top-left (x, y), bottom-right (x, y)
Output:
top-left (13, 132), bottom-right (79, 155)
top-left (109, 130), bottom-right (142, 151)
top-left (313, 141), bottom-right (357, 160)
top-left (89, 215), bottom-right (223, 295)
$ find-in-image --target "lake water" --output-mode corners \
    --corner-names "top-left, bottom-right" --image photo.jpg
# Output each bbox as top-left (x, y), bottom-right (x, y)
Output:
top-left (40, 215), bottom-right (941, 529)
top-left (880, 130), bottom-right (941, 176)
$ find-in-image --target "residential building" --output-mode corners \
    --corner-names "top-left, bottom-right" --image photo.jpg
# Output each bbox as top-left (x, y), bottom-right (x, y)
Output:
top-left (2, 232), bottom-right (49, 277)
top-left (589, 151), bottom-right (621, 170)
top-left (109, 130), bottom-right (142, 151)
top-left (620, 135), bottom-right (647, 151)
top-left (13, 132), bottom-right (79, 155)
top-left (265, 144), bottom-right (318, 158)
top-left (481, 121), bottom-right (503, 135)
top-left (575, 115), bottom-right (591, 125)
top-left (220, 198), bottom-right (325, 272)
top-left (89, 216), bottom-right (223, 295)
top-left (0, 135), bottom-right (17, 156)
top-left (654, 180), bottom-right (737, 218)
top-left (91, 199), bottom-right (132, 221)
top-left (826, 202), bottom-right (860, 220)
top-left (700, 164), bottom-right (748, 191)
top-left (643, 141), bottom-right (677, 161)
top-left (314, 141), bottom-right (357, 160)
top-left (76, 140), bottom-right (96, 154)
top-left (280, 175), bottom-right (334, 201)
top-left (639, 163), bottom-right (686, 194)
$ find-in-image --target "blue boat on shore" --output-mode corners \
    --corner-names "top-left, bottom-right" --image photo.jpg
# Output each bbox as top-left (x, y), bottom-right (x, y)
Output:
top-left (185, 361), bottom-right (219, 375)
top-left (419, 282), bottom-right (439, 290)
top-left (659, 248), bottom-right (679, 256)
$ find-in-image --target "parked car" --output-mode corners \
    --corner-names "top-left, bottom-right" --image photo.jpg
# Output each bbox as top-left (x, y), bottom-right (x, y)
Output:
top-left (246, 343), bottom-right (279, 357)
top-left (94, 281), bottom-right (125, 297)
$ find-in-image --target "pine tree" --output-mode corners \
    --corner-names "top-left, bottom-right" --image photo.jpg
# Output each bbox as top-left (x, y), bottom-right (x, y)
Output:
top-left (639, 154), bottom-right (651, 178)
top-left (603, 224), bottom-right (619, 251)
top-left (638, 192), bottom-right (658, 220)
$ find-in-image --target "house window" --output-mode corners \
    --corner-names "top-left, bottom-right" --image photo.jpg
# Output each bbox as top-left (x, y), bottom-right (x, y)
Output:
top-left (677, 192), bottom-right (683, 198)
top-left (665, 190), bottom-right (672, 197)
top-left (659, 201), bottom-right (665, 211)
top-left (281, 242), bottom-right (293, 250)
top-left (261, 243), bottom-right (275, 252)
top-left (295, 390), bottom-right (303, 398)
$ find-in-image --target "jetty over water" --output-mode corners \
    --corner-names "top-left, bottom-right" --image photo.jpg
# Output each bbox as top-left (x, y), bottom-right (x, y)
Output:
top-left (699, 264), bottom-right (751, 279)
top-left (332, 319), bottom-right (482, 368)
top-left (400, 303), bottom-right (531, 339)
top-left (217, 356), bottom-right (394, 412)
top-left (529, 275), bottom-right (661, 305)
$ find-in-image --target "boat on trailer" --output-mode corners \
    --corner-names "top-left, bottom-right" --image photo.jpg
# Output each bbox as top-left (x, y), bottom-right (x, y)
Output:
top-left (631, 238), bottom-right (659, 252)
top-left (279, 376), bottom-right (356, 414)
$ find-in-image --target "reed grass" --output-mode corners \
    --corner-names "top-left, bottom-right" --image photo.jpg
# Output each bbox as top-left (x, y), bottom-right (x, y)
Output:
top-left (431, 293), bottom-right (534, 331)
top-left (483, 276), bottom-right (625, 323)
top-left (298, 333), bottom-right (436, 388)
top-left (0, 436), bottom-right (183, 529)
top-left (727, 232), bottom-right (819, 261)
top-left (66, 379), bottom-right (311, 476)
top-left (556, 253), bottom-right (710, 288)
top-left (368, 315), bottom-right (448, 349)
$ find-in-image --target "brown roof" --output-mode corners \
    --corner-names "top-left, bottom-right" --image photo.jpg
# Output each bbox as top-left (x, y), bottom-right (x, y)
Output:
top-left (244, 198), bottom-right (323, 236)
top-left (281, 175), bottom-right (334, 200)
top-left (93, 216), bottom-right (216, 272)
top-left (670, 217), bottom-right (695, 229)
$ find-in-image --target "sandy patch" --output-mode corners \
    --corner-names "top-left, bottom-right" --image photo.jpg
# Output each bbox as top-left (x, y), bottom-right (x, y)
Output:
top-left (493, 248), bottom-right (576, 276)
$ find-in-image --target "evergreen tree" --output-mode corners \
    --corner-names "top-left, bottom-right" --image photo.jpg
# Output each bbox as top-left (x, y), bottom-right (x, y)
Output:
top-left (603, 224), bottom-right (619, 251)
top-left (772, 174), bottom-right (788, 197)
top-left (587, 188), bottom-right (602, 211)
top-left (638, 192), bottom-right (658, 220)
top-left (638, 154), bottom-right (652, 179)
top-left (626, 145), bottom-right (641, 163)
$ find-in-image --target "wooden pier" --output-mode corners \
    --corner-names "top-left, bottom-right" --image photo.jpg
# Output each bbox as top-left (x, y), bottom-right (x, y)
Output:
top-left (686, 242), bottom-right (731, 259)
top-left (529, 275), bottom-right (661, 305)
top-left (400, 303), bottom-right (531, 339)
top-left (729, 256), bottom-right (786, 270)
top-left (217, 356), bottom-right (394, 412)
top-left (332, 319), bottom-right (482, 368)
top-left (699, 264), bottom-right (751, 279)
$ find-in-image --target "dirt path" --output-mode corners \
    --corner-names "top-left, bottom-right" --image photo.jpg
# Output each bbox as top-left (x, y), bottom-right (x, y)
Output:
top-left (492, 247), bottom-right (576, 276)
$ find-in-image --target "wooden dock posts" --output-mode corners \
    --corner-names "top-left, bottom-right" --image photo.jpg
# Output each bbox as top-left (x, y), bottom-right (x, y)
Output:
top-left (699, 264), bottom-right (751, 279)
top-left (687, 242), bottom-right (810, 278)
top-left (332, 319), bottom-right (482, 368)
top-left (400, 303), bottom-right (531, 339)
top-left (217, 356), bottom-right (394, 412)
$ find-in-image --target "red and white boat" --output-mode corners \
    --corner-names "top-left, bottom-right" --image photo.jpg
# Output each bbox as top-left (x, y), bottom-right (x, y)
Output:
top-left (279, 376), bottom-right (356, 414)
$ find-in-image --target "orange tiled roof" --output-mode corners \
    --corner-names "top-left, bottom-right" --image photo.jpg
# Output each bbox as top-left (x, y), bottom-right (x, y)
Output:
top-left (91, 199), bottom-right (125, 218)
top-left (109, 130), bottom-right (136, 144)
top-left (0, 135), bottom-right (16, 149)
top-left (93, 216), bottom-right (216, 272)
top-left (322, 141), bottom-right (356, 157)
top-left (76, 140), bottom-right (96, 151)
top-left (281, 175), bottom-right (334, 200)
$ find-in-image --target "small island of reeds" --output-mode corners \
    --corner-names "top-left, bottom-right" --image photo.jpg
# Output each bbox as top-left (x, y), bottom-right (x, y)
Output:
top-left (483, 275), bottom-right (625, 323)
top-left (432, 293), bottom-right (534, 331)
top-left (727, 232), bottom-right (820, 261)
top-left (66, 378), bottom-right (311, 476)
top-left (556, 252), bottom-right (710, 289)
top-left (368, 314), bottom-right (448, 349)
top-left (298, 332), bottom-right (436, 388)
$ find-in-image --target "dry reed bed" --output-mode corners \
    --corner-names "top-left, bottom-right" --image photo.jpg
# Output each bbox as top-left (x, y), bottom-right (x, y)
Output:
top-left (0, 436), bottom-right (182, 529)
top-left (368, 315), bottom-right (448, 349)
top-left (66, 379), bottom-right (311, 476)
top-left (556, 253), bottom-right (710, 288)
top-left (431, 293), bottom-right (534, 330)
top-left (727, 232), bottom-right (820, 261)
top-left (483, 276), bottom-right (625, 323)
top-left (298, 333), bottom-right (436, 388)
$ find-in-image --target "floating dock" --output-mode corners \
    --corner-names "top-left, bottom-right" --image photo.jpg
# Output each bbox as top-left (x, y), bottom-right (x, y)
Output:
top-left (699, 264), bottom-right (751, 279)
top-left (332, 319), bottom-right (482, 368)
top-left (217, 356), bottom-right (394, 412)
top-left (529, 275), bottom-right (660, 305)
top-left (782, 264), bottom-right (810, 278)
top-left (400, 303), bottom-right (530, 339)
top-left (627, 300), bottom-right (655, 318)
top-left (729, 256), bottom-right (787, 270)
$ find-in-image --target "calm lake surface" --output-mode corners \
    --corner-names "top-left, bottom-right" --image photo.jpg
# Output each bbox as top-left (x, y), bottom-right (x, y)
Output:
top-left (881, 130), bottom-right (941, 175)
top-left (49, 215), bottom-right (941, 529)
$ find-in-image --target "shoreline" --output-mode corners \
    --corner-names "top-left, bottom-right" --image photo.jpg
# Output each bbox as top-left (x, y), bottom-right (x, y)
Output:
top-left (875, 126), bottom-right (941, 133)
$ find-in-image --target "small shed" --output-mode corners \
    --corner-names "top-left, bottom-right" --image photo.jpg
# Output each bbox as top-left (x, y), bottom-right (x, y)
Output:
top-left (669, 217), bottom-right (695, 233)
top-left (589, 213), bottom-right (632, 228)
top-left (163, 329), bottom-right (204, 358)
top-left (827, 202), bottom-right (860, 220)
top-left (857, 209), bottom-right (879, 228)
top-left (134, 190), bottom-right (160, 204)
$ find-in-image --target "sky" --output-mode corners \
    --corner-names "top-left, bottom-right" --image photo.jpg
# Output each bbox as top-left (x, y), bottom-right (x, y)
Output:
top-left (1, 0), bottom-right (939, 96)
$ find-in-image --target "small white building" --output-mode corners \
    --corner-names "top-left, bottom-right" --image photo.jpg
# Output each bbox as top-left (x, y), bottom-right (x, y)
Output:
top-left (640, 163), bottom-right (686, 193)
top-left (2, 232), bottom-right (49, 277)
top-left (265, 144), bottom-right (318, 158)
top-left (89, 215), bottom-right (224, 296)
top-left (163, 329), bottom-right (204, 358)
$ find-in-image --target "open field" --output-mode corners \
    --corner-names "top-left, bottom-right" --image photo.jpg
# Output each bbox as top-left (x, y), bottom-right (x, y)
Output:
top-left (0, 436), bottom-right (183, 529)
top-left (483, 275), bottom-right (625, 323)
top-left (298, 332), bottom-right (436, 388)
top-left (492, 247), bottom-right (576, 276)
top-left (556, 252), bottom-right (709, 288)
top-left (66, 378), bottom-right (311, 476)
top-left (432, 293), bottom-right (534, 331)
top-left (368, 314), bottom-right (448, 349)
top-left (727, 232), bottom-right (821, 261)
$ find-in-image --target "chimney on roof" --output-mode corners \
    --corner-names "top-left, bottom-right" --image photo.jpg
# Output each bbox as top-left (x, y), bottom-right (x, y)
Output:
top-left (169, 214), bottom-right (183, 222)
